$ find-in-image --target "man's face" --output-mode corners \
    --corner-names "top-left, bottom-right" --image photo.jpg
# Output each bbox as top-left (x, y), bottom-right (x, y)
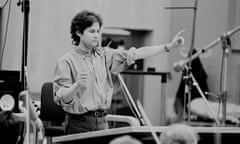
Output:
top-left (80, 22), bottom-right (101, 49)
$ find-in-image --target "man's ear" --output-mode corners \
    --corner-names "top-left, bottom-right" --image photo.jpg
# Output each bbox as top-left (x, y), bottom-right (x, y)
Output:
top-left (76, 31), bottom-right (81, 37)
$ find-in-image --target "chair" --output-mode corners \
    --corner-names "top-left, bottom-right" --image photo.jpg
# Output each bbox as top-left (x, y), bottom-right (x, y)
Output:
top-left (40, 82), bottom-right (65, 144)
top-left (40, 82), bottom-right (140, 144)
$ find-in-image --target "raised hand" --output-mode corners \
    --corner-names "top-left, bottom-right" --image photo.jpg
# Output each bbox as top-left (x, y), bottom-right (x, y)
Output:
top-left (168, 29), bottom-right (185, 49)
top-left (76, 71), bottom-right (91, 91)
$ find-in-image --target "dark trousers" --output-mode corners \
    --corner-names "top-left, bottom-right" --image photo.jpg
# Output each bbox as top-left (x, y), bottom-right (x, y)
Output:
top-left (66, 112), bottom-right (109, 134)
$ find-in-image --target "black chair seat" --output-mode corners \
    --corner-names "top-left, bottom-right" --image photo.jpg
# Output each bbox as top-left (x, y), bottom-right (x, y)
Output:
top-left (40, 82), bottom-right (66, 143)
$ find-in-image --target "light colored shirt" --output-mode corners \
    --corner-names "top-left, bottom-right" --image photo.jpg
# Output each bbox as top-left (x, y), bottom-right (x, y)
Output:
top-left (53, 46), bottom-right (136, 114)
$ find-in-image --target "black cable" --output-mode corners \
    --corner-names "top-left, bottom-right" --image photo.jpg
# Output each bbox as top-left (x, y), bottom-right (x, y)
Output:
top-left (0, 0), bottom-right (12, 68)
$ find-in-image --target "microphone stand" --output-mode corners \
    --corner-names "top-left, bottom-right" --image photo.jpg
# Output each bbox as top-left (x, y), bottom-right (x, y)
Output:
top-left (173, 25), bottom-right (240, 126)
top-left (166, 0), bottom-right (199, 123)
top-left (217, 34), bottom-right (231, 126)
top-left (117, 74), bottom-right (146, 126)
top-left (118, 74), bottom-right (161, 144)
top-left (17, 0), bottom-right (30, 143)
top-left (182, 0), bottom-right (199, 123)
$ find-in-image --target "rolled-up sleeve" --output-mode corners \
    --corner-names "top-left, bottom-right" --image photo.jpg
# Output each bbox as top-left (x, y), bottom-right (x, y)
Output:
top-left (53, 60), bottom-right (74, 106)
top-left (105, 47), bottom-right (136, 74)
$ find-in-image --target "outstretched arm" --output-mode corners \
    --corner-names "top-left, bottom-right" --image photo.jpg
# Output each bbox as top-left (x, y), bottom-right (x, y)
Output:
top-left (134, 30), bottom-right (185, 60)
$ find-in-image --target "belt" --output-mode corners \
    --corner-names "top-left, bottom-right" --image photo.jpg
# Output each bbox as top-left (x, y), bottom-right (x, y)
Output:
top-left (86, 110), bottom-right (107, 117)
top-left (68, 110), bottom-right (107, 119)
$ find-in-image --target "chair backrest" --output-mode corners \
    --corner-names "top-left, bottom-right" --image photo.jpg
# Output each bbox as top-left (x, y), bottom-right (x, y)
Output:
top-left (40, 82), bottom-right (65, 124)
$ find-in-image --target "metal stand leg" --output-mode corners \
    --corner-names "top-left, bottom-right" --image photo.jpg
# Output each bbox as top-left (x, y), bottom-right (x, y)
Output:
top-left (190, 73), bottom-right (220, 125)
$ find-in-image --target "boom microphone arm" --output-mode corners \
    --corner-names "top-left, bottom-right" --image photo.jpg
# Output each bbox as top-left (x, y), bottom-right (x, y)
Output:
top-left (173, 25), bottom-right (240, 72)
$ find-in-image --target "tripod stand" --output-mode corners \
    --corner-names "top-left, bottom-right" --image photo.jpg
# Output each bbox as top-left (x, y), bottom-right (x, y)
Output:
top-left (174, 25), bottom-right (240, 126)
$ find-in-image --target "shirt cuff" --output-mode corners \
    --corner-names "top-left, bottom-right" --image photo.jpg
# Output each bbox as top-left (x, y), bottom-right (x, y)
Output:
top-left (127, 47), bottom-right (136, 65)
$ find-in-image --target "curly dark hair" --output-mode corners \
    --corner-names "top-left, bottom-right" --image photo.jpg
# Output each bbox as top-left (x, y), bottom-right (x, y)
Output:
top-left (70, 10), bottom-right (103, 46)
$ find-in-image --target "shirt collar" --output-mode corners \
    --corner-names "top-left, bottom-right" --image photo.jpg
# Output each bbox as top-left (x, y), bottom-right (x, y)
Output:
top-left (74, 46), bottom-right (102, 57)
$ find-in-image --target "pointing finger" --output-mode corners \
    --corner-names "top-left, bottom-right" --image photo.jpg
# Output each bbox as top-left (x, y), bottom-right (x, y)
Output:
top-left (175, 29), bottom-right (186, 37)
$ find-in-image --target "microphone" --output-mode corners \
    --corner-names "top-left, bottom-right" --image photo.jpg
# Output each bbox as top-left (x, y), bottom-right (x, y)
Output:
top-left (173, 59), bottom-right (187, 72)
